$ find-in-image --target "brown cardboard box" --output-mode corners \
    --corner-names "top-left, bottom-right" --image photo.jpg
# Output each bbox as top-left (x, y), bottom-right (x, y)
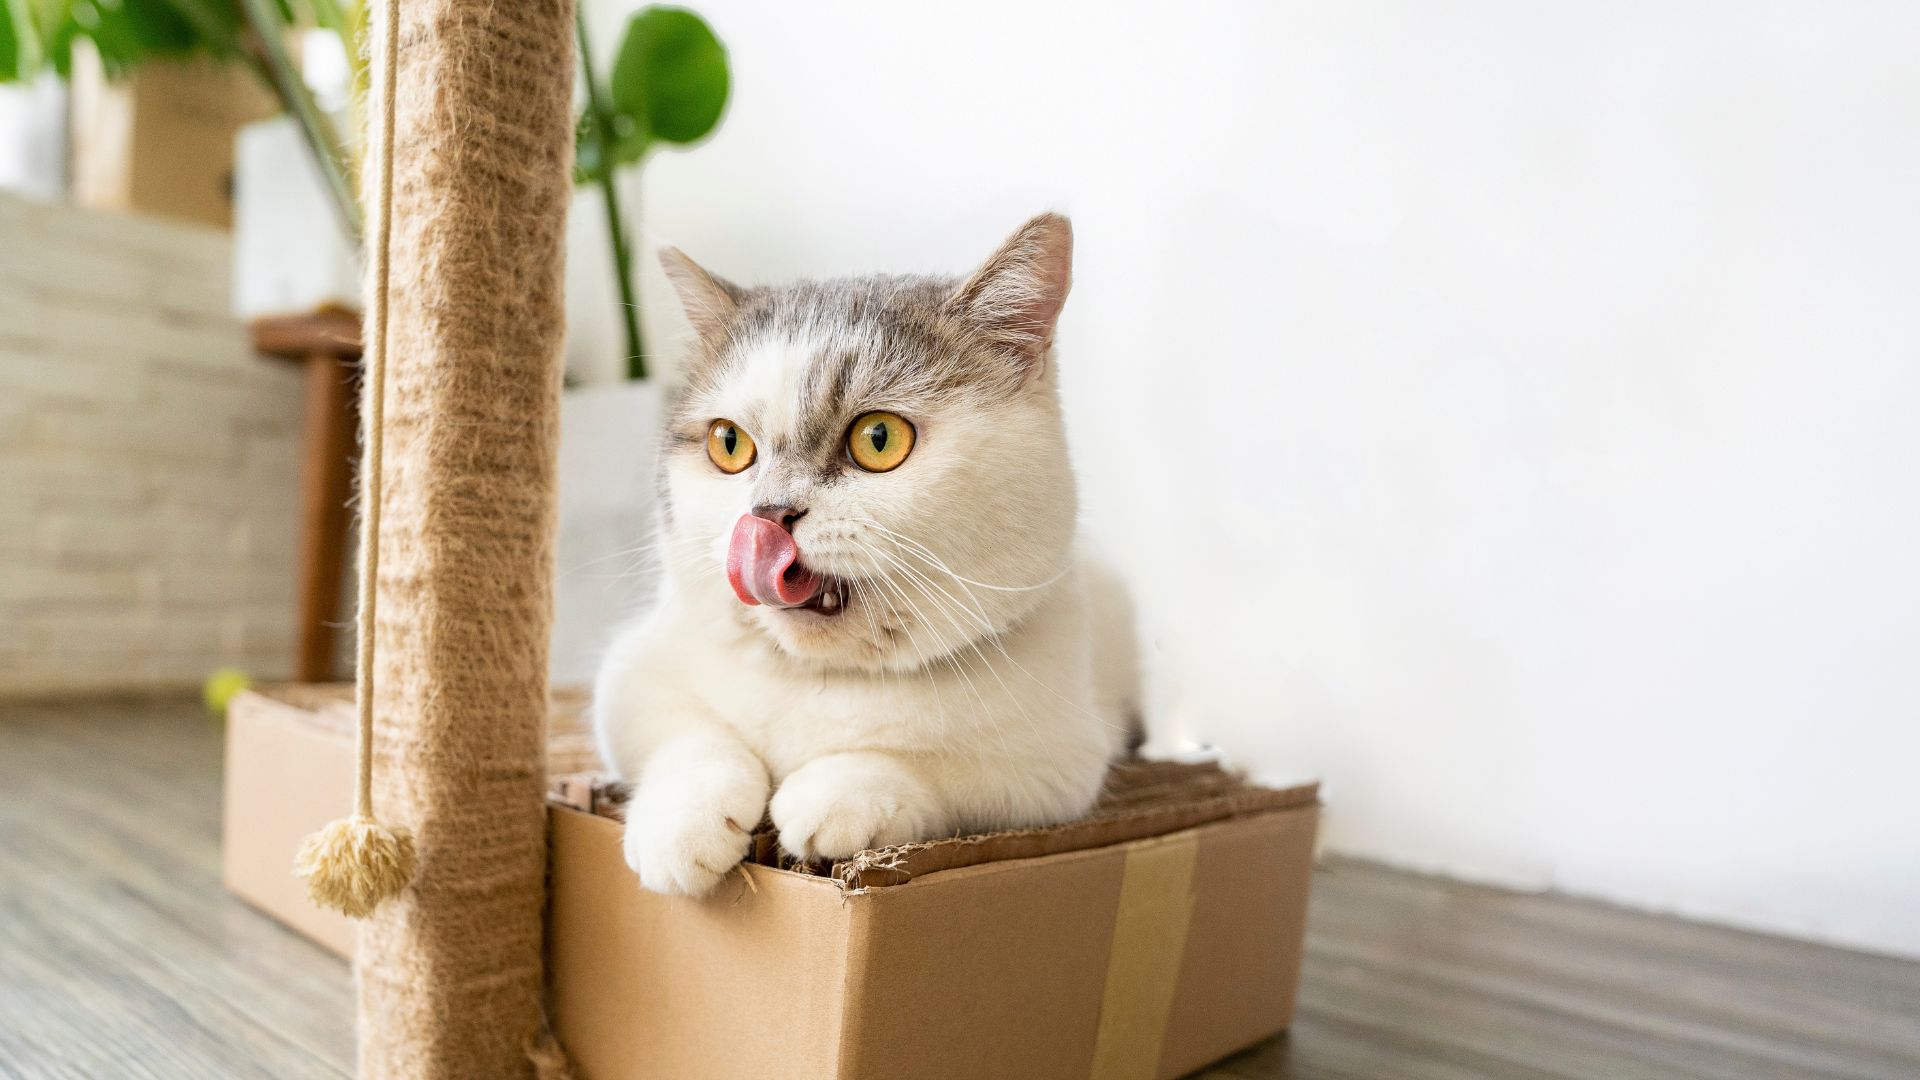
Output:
top-left (224, 687), bottom-right (1320, 1078)
top-left (220, 685), bottom-right (599, 955)
top-left (70, 48), bottom-right (276, 228)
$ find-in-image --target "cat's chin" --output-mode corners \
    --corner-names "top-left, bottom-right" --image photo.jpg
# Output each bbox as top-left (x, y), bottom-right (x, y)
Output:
top-left (744, 587), bottom-right (944, 674)
top-left (746, 589), bottom-right (885, 669)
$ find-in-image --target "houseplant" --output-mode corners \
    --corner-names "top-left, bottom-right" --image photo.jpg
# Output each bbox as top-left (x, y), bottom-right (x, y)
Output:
top-left (4, 1), bottom-right (725, 365)
top-left (573, 4), bottom-right (729, 380)
top-left (557, 5), bottom-right (730, 683)
top-left (4, 1), bottom-right (727, 683)
top-left (0, 0), bottom-right (362, 234)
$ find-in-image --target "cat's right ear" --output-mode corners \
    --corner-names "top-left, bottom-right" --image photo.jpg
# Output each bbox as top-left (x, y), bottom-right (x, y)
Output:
top-left (659, 246), bottom-right (745, 350)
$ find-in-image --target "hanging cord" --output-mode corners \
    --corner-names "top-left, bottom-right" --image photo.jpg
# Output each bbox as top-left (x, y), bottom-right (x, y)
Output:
top-left (295, 0), bottom-right (416, 918)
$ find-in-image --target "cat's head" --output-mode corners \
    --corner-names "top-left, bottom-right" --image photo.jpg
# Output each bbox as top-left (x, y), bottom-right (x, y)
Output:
top-left (654, 214), bottom-right (1079, 671)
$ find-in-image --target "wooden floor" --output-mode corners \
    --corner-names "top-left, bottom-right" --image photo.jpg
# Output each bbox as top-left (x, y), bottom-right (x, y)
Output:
top-left (2, 698), bottom-right (1917, 1080)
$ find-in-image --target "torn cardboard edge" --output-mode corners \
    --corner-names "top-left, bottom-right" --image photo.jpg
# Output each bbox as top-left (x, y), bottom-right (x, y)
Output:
top-left (238, 682), bottom-right (1319, 897)
top-left (548, 759), bottom-right (1320, 892)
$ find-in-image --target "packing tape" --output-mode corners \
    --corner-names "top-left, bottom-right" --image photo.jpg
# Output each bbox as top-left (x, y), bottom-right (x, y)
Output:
top-left (1088, 830), bottom-right (1200, 1080)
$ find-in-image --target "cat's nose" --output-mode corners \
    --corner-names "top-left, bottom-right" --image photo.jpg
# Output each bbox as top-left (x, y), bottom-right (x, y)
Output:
top-left (750, 503), bottom-right (807, 533)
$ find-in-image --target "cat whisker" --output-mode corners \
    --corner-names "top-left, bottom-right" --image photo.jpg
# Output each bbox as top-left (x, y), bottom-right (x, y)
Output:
top-left (890, 562), bottom-right (1067, 783)
top-left (862, 554), bottom-right (1066, 772)
top-left (853, 518), bottom-right (1070, 593)
top-left (851, 551), bottom-right (1020, 778)
top-left (852, 568), bottom-right (959, 742)
top-left (874, 539), bottom-right (1131, 738)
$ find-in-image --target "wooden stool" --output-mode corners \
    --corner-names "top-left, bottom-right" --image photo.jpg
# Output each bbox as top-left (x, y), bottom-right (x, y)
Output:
top-left (252, 307), bottom-right (363, 682)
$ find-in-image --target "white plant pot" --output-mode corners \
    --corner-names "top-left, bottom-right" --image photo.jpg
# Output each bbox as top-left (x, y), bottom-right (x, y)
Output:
top-left (564, 186), bottom-right (625, 384)
top-left (552, 379), bottom-right (665, 687)
top-left (231, 116), bottom-right (361, 319)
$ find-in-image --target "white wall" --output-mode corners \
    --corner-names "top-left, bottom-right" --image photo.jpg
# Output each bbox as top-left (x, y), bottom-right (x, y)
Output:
top-left (584, 0), bottom-right (1920, 958)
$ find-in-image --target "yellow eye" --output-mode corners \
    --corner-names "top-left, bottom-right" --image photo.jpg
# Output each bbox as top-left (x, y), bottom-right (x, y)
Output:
top-left (847, 411), bottom-right (915, 472)
top-left (706, 419), bottom-right (756, 474)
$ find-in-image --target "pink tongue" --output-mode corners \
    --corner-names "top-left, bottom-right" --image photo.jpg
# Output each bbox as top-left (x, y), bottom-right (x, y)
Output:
top-left (726, 514), bottom-right (823, 607)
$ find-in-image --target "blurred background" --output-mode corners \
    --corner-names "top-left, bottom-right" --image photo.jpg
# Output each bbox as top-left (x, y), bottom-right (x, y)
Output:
top-left (3, 0), bottom-right (1915, 975)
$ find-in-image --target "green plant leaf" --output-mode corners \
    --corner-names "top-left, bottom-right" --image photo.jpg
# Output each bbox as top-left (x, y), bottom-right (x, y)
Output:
top-left (76, 3), bottom-right (148, 75)
top-left (41, 21), bottom-right (71, 75)
top-left (0, 0), bottom-right (35, 80)
top-left (574, 109), bottom-right (607, 183)
top-left (11, 0), bottom-right (349, 83)
top-left (609, 112), bottom-right (650, 166)
top-left (119, 0), bottom-right (201, 56)
top-left (609, 5), bottom-right (727, 148)
top-left (306, 0), bottom-right (346, 32)
top-left (576, 107), bottom-right (651, 179)
top-left (25, 0), bottom-right (62, 28)
top-left (158, 0), bottom-right (249, 56)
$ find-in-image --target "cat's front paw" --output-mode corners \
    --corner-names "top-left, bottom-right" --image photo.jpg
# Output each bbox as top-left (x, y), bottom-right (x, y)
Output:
top-left (623, 772), bottom-right (765, 897)
top-left (770, 754), bottom-right (940, 862)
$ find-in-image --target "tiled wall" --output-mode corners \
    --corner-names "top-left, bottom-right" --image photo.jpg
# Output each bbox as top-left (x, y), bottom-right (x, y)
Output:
top-left (0, 193), bottom-right (303, 695)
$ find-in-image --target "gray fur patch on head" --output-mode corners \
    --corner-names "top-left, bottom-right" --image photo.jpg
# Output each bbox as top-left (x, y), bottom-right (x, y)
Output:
top-left (655, 274), bottom-right (998, 525)
top-left (660, 214), bottom-right (1074, 450)
top-left (713, 274), bottom-right (1029, 446)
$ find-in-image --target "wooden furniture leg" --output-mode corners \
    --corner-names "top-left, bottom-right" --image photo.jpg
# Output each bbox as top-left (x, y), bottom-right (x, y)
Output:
top-left (293, 354), bottom-right (356, 682)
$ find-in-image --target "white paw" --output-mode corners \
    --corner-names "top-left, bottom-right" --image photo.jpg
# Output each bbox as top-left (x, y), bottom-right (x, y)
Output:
top-left (770, 758), bottom-right (935, 861)
top-left (623, 771), bottom-right (765, 897)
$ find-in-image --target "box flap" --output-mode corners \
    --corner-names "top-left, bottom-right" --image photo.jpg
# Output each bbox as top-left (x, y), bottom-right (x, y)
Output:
top-left (835, 762), bottom-right (1318, 890)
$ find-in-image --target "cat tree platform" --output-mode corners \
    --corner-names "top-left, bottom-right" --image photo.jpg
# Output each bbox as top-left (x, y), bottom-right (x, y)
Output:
top-left (222, 685), bottom-right (1319, 1079)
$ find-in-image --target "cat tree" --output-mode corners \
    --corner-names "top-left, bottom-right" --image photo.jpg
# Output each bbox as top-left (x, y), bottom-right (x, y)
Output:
top-left (342, 0), bottom-right (573, 1073)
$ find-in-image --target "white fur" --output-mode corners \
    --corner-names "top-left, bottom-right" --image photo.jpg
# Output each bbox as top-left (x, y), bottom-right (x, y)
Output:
top-left (718, 334), bottom-right (814, 444)
top-left (595, 223), bottom-right (1137, 896)
top-left (596, 545), bottom-right (1132, 894)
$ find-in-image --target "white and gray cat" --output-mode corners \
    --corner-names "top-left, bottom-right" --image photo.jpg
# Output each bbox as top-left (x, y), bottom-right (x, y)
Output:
top-left (593, 214), bottom-right (1141, 896)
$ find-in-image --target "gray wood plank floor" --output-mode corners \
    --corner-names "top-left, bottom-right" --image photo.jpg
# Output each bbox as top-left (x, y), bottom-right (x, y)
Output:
top-left (2, 696), bottom-right (1916, 1079)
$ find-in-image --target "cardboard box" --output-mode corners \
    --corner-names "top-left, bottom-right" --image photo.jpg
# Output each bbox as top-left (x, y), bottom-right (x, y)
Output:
top-left (224, 687), bottom-right (1320, 1078)
top-left (220, 685), bottom-right (600, 954)
top-left (70, 48), bottom-right (276, 228)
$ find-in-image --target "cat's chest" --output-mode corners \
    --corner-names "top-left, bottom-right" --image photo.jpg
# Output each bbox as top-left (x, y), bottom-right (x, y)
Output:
top-left (699, 655), bottom-right (966, 779)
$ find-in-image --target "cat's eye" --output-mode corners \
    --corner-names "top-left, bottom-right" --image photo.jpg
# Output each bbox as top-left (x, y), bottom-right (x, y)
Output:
top-left (706, 419), bottom-right (756, 474)
top-left (847, 411), bottom-right (915, 473)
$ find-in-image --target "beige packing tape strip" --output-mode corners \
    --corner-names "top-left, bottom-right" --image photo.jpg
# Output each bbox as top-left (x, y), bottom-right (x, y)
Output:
top-left (1089, 830), bottom-right (1201, 1080)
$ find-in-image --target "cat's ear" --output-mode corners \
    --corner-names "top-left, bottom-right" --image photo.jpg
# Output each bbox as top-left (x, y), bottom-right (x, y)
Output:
top-left (659, 246), bottom-right (746, 348)
top-left (947, 213), bottom-right (1073, 374)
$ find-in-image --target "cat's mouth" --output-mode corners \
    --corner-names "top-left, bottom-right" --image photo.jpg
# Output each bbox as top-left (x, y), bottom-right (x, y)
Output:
top-left (727, 514), bottom-right (850, 617)
top-left (787, 570), bottom-right (850, 617)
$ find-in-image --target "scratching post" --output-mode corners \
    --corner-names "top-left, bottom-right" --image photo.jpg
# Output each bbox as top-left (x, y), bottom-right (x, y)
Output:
top-left (355, 0), bottom-right (574, 1075)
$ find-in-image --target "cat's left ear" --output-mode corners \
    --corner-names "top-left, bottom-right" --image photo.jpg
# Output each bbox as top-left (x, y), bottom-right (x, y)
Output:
top-left (947, 213), bottom-right (1073, 377)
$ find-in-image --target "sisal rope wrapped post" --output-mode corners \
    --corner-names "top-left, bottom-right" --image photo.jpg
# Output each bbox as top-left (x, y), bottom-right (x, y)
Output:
top-left (299, 0), bottom-right (576, 1074)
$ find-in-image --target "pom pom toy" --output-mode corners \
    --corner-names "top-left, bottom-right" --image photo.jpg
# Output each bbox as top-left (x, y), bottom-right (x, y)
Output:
top-left (296, 815), bottom-right (416, 918)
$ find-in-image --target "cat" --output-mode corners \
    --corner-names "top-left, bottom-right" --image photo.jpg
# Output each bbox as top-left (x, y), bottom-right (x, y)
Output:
top-left (593, 213), bottom-right (1142, 896)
